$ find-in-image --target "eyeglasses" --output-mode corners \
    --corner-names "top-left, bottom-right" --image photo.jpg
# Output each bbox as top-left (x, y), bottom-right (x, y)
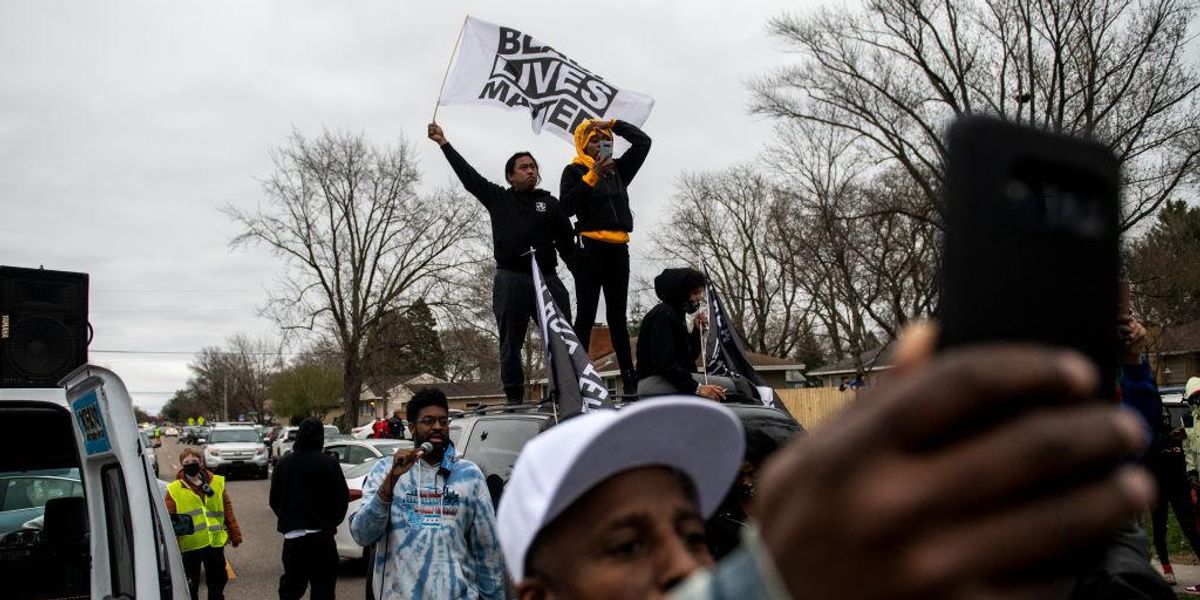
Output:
top-left (416, 417), bottom-right (450, 427)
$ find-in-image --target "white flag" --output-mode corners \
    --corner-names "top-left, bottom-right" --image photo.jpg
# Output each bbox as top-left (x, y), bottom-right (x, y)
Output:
top-left (438, 17), bottom-right (655, 143)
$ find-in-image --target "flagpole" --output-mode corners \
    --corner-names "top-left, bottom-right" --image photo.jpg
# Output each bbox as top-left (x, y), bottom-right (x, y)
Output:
top-left (432, 14), bottom-right (470, 123)
top-left (698, 262), bottom-right (710, 385)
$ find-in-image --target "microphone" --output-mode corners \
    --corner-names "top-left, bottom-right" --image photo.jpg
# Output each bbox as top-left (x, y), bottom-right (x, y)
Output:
top-left (418, 442), bottom-right (434, 455)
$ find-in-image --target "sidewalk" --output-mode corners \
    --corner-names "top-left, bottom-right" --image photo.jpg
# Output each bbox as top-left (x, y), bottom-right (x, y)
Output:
top-left (1152, 559), bottom-right (1200, 595)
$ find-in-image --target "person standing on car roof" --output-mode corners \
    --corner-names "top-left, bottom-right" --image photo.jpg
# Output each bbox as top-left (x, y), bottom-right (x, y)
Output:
top-left (428, 122), bottom-right (577, 404)
top-left (350, 388), bottom-right (505, 600)
top-left (270, 418), bottom-right (350, 600)
top-left (166, 446), bottom-right (242, 600)
top-left (560, 118), bottom-right (651, 396)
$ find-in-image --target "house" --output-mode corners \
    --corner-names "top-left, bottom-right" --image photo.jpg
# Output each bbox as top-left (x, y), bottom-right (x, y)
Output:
top-left (805, 343), bottom-right (894, 389)
top-left (1151, 320), bottom-right (1200, 387)
top-left (355, 374), bottom-right (507, 424)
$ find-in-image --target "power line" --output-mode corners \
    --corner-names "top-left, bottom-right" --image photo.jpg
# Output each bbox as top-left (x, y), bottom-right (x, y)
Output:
top-left (91, 349), bottom-right (307, 356)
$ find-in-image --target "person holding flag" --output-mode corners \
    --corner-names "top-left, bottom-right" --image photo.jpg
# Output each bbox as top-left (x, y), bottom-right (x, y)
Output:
top-left (428, 122), bottom-right (576, 404)
top-left (636, 267), bottom-right (749, 400)
top-left (560, 118), bottom-right (652, 396)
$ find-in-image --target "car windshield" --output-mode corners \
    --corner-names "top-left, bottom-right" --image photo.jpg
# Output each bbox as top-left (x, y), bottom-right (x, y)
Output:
top-left (0, 468), bottom-right (84, 536)
top-left (207, 429), bottom-right (261, 443)
top-left (344, 457), bottom-right (384, 479)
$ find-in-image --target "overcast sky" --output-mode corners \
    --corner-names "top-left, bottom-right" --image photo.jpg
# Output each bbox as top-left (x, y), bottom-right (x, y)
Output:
top-left (1, 1), bottom-right (822, 414)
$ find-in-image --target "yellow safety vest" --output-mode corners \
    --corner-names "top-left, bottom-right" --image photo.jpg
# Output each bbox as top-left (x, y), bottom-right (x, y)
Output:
top-left (167, 476), bottom-right (228, 552)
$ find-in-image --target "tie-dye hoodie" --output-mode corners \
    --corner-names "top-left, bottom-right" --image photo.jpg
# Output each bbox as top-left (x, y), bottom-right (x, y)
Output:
top-left (350, 445), bottom-right (506, 599)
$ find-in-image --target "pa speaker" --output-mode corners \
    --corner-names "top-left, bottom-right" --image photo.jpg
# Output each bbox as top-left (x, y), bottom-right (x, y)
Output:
top-left (0, 266), bottom-right (89, 388)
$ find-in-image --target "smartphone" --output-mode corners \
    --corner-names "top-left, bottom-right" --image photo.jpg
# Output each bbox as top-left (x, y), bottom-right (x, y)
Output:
top-left (939, 116), bottom-right (1121, 398)
top-left (598, 139), bottom-right (613, 162)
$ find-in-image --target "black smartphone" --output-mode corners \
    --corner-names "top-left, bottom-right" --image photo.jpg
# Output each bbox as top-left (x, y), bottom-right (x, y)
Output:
top-left (940, 116), bottom-right (1121, 398)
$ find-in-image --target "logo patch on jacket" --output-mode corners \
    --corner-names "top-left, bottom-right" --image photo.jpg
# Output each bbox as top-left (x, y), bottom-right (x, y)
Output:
top-left (535, 201), bottom-right (546, 213)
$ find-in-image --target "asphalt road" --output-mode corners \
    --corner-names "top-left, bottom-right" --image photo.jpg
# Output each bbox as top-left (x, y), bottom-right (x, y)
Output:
top-left (156, 438), bottom-right (368, 600)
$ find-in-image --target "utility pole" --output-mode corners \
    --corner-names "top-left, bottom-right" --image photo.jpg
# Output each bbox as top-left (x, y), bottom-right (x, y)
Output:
top-left (223, 377), bottom-right (228, 422)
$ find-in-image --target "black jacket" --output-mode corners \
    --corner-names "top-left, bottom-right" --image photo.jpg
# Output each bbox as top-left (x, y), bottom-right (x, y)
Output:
top-left (441, 143), bottom-right (575, 274)
top-left (269, 420), bottom-right (349, 534)
top-left (635, 269), bottom-right (702, 393)
top-left (560, 121), bottom-right (651, 233)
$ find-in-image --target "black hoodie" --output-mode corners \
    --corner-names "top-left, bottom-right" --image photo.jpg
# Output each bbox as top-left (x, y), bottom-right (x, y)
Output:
top-left (440, 143), bottom-right (576, 274)
top-left (635, 268), bottom-right (705, 393)
top-left (269, 419), bottom-right (349, 534)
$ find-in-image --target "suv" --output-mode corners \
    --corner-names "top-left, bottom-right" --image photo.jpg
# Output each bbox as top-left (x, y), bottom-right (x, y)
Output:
top-left (450, 400), bottom-right (805, 510)
top-left (203, 426), bottom-right (269, 479)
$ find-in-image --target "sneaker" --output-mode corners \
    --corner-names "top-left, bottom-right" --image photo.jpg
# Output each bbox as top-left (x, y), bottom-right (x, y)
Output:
top-left (1183, 584), bottom-right (1200, 595)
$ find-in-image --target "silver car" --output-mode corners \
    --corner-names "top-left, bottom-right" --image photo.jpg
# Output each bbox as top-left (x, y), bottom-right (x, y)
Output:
top-left (324, 439), bottom-right (412, 472)
top-left (203, 426), bottom-right (270, 479)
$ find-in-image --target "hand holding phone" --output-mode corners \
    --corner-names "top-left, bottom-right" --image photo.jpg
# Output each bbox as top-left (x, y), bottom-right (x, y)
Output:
top-left (598, 139), bottom-right (613, 162)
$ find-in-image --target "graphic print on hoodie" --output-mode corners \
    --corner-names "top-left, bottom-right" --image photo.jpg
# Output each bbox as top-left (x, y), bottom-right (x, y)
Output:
top-left (349, 444), bottom-right (505, 600)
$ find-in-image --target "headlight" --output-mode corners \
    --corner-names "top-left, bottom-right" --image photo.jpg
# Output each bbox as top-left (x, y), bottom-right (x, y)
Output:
top-left (255, 447), bottom-right (266, 456)
top-left (206, 448), bottom-right (219, 457)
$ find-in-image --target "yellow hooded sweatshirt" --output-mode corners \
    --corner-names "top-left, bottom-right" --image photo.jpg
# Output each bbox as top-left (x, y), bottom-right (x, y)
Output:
top-left (571, 119), bottom-right (630, 244)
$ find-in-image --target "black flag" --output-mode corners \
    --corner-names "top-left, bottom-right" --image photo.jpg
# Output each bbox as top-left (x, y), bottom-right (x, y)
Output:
top-left (532, 255), bottom-right (612, 417)
top-left (703, 275), bottom-right (793, 416)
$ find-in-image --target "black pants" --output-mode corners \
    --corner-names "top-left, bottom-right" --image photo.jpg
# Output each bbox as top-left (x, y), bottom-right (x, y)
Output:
top-left (573, 238), bottom-right (632, 373)
top-left (1149, 457), bottom-right (1200, 565)
top-left (494, 268), bottom-right (571, 402)
top-left (279, 532), bottom-right (338, 600)
top-left (181, 545), bottom-right (227, 600)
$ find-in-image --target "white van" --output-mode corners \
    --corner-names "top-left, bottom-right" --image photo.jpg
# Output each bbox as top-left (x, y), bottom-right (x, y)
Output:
top-left (0, 365), bottom-right (189, 599)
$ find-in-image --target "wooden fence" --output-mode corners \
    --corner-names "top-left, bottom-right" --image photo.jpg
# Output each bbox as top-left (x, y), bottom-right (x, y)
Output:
top-left (774, 387), bottom-right (858, 429)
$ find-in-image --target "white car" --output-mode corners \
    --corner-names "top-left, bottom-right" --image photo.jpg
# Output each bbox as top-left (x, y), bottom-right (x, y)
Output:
top-left (350, 422), bottom-right (376, 440)
top-left (203, 426), bottom-right (270, 479)
top-left (272, 425), bottom-right (341, 464)
top-left (139, 431), bottom-right (159, 477)
top-left (335, 456), bottom-right (384, 560)
top-left (324, 439), bottom-right (412, 472)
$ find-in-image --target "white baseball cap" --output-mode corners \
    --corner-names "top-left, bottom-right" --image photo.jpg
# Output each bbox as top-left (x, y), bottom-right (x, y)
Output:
top-left (496, 396), bottom-right (745, 581)
top-left (1186, 377), bottom-right (1200, 402)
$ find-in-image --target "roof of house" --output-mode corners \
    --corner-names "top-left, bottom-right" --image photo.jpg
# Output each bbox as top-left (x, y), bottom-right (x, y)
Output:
top-left (1158, 320), bottom-right (1200, 354)
top-left (404, 380), bottom-right (505, 400)
top-left (806, 343), bottom-right (895, 377)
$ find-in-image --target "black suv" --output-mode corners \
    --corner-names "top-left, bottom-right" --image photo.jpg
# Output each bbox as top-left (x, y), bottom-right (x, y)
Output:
top-left (450, 400), bottom-right (804, 509)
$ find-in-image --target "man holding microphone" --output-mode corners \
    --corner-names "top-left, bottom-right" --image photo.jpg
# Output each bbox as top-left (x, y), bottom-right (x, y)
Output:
top-left (349, 388), bottom-right (505, 600)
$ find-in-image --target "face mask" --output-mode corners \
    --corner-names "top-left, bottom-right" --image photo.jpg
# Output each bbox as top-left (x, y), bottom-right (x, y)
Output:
top-left (684, 299), bottom-right (703, 314)
top-left (183, 463), bottom-right (201, 477)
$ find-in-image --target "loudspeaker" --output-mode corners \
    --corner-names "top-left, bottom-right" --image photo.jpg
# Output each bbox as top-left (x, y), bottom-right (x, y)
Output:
top-left (0, 266), bottom-right (89, 388)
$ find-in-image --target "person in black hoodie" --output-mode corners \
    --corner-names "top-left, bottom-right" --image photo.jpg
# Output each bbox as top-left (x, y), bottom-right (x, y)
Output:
top-left (561, 119), bottom-right (652, 395)
top-left (636, 268), bottom-right (746, 400)
top-left (270, 418), bottom-right (350, 600)
top-left (428, 122), bottom-right (576, 403)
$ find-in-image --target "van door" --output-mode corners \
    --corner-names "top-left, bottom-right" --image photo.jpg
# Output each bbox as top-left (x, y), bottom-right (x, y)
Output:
top-left (63, 364), bottom-right (189, 600)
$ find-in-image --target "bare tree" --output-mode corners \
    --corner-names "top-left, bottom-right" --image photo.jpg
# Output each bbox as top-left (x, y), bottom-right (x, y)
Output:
top-left (227, 130), bottom-right (482, 429)
top-left (182, 334), bottom-right (282, 423)
top-left (654, 167), bottom-right (811, 358)
top-left (753, 0), bottom-right (1200, 230)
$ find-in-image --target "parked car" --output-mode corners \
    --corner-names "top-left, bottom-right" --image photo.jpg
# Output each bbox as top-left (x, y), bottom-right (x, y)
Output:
top-left (272, 425), bottom-right (342, 463)
top-left (335, 456), bottom-right (384, 560)
top-left (203, 426), bottom-right (269, 479)
top-left (450, 399), bottom-right (805, 510)
top-left (0, 468), bottom-right (84, 537)
top-left (324, 439), bottom-right (413, 471)
top-left (163, 426), bottom-right (179, 437)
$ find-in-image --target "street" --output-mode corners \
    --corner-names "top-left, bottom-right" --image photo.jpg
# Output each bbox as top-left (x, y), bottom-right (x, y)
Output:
top-left (156, 438), bottom-right (368, 600)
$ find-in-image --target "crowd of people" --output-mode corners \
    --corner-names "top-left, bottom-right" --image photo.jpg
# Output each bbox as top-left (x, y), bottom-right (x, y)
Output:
top-left (150, 117), bottom-right (1200, 600)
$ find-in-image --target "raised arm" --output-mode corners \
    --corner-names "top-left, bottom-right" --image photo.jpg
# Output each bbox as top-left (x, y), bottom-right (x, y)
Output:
top-left (428, 122), bottom-right (501, 203)
top-left (612, 120), bottom-right (651, 184)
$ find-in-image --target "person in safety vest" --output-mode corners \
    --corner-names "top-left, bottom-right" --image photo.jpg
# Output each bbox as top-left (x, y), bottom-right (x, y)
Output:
top-left (166, 446), bottom-right (243, 600)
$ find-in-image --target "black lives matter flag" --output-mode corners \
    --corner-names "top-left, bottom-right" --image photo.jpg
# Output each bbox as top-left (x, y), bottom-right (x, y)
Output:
top-left (703, 277), bottom-right (794, 417)
top-left (531, 255), bottom-right (612, 417)
top-left (438, 17), bottom-right (655, 143)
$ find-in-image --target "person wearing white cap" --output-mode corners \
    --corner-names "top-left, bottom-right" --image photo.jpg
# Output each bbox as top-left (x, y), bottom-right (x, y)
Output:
top-left (497, 396), bottom-right (748, 599)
